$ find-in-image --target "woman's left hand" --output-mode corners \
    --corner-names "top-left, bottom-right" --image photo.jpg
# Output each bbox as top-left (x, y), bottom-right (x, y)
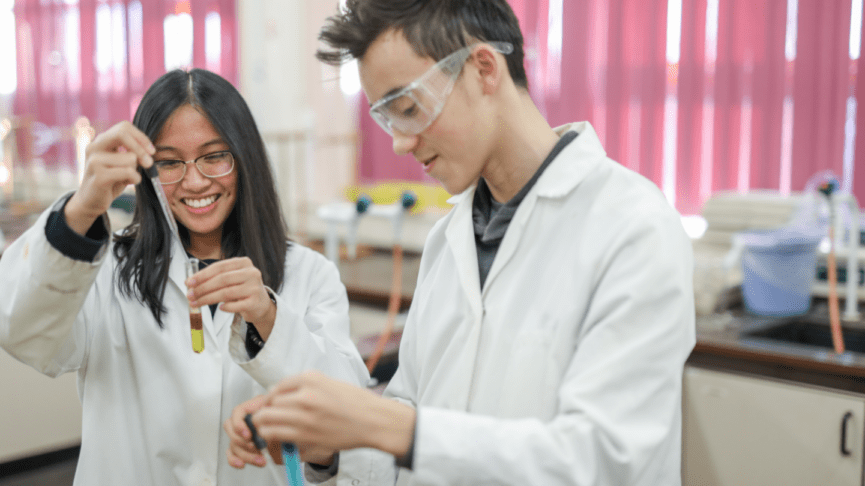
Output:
top-left (186, 257), bottom-right (277, 339)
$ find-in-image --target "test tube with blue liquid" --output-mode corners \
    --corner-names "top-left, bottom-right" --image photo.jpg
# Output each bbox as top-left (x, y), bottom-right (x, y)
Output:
top-left (244, 413), bottom-right (304, 485)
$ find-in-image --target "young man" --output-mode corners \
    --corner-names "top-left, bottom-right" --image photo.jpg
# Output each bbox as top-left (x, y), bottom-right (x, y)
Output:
top-left (229, 1), bottom-right (696, 484)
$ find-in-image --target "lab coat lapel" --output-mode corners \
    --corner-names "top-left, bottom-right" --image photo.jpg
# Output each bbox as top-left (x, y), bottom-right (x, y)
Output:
top-left (442, 187), bottom-right (487, 410)
top-left (445, 187), bottom-right (483, 319)
top-left (167, 239), bottom-right (189, 295)
top-left (481, 122), bottom-right (605, 294)
top-left (481, 193), bottom-right (536, 296)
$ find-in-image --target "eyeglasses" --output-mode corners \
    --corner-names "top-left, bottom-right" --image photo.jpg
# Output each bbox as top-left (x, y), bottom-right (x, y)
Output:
top-left (154, 150), bottom-right (235, 185)
top-left (369, 41), bottom-right (514, 136)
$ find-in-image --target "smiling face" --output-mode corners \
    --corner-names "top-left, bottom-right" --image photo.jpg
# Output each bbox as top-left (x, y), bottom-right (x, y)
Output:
top-left (359, 30), bottom-right (498, 195)
top-left (153, 104), bottom-right (237, 258)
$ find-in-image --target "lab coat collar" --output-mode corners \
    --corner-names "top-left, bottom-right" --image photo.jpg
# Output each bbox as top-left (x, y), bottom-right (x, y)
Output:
top-left (444, 122), bottom-right (605, 296)
top-left (445, 121), bottom-right (605, 206)
top-left (535, 122), bottom-right (606, 199)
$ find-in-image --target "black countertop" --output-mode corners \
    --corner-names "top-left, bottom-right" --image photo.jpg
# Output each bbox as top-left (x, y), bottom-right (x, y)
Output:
top-left (691, 298), bottom-right (865, 393)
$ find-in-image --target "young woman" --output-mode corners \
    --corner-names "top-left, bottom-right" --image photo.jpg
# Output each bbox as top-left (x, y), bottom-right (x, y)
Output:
top-left (0, 69), bottom-right (368, 485)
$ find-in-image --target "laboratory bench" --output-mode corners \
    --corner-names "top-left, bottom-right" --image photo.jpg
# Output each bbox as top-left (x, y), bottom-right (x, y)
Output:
top-left (686, 297), bottom-right (865, 485)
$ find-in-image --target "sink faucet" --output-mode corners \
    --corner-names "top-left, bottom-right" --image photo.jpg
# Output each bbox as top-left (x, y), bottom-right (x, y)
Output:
top-left (833, 193), bottom-right (861, 321)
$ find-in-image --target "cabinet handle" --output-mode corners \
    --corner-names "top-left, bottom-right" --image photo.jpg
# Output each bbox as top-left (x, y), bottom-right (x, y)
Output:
top-left (840, 411), bottom-right (853, 456)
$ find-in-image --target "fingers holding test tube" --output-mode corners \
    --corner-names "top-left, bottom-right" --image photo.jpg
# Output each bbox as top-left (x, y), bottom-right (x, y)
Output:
top-left (65, 121), bottom-right (156, 235)
top-left (252, 371), bottom-right (416, 463)
top-left (185, 257), bottom-right (277, 338)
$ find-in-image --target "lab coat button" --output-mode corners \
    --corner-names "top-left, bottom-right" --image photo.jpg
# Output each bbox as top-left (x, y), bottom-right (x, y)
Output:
top-left (201, 479), bottom-right (212, 486)
top-left (351, 480), bottom-right (361, 485)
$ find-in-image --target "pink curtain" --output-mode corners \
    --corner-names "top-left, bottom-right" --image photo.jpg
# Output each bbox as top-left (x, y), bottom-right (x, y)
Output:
top-left (356, 0), bottom-right (865, 214)
top-left (12, 0), bottom-right (238, 171)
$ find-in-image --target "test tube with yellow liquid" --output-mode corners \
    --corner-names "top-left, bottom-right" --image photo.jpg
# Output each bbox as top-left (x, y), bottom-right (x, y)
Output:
top-left (187, 257), bottom-right (204, 353)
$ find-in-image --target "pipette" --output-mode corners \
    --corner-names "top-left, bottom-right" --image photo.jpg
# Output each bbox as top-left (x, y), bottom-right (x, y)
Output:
top-left (144, 166), bottom-right (204, 353)
top-left (244, 413), bottom-right (304, 485)
top-left (144, 165), bottom-right (182, 245)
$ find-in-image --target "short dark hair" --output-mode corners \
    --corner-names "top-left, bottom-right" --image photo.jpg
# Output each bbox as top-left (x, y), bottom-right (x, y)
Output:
top-left (114, 69), bottom-right (289, 327)
top-left (317, 0), bottom-right (528, 89)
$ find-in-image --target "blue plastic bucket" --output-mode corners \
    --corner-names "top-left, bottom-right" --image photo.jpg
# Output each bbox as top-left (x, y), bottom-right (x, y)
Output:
top-left (740, 230), bottom-right (822, 316)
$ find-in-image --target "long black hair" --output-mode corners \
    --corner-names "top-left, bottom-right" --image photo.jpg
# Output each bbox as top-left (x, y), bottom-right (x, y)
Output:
top-left (114, 69), bottom-right (289, 327)
top-left (316, 0), bottom-right (528, 89)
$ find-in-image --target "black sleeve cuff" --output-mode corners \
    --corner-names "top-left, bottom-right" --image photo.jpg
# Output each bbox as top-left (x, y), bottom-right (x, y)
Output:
top-left (245, 323), bottom-right (265, 358)
top-left (245, 288), bottom-right (277, 358)
top-left (308, 453), bottom-right (339, 473)
top-left (45, 198), bottom-right (110, 262)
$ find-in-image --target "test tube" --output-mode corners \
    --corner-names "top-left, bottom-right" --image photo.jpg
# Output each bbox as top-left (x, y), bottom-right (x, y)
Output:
top-left (281, 443), bottom-right (304, 486)
top-left (187, 257), bottom-right (204, 354)
top-left (244, 414), bottom-right (301, 485)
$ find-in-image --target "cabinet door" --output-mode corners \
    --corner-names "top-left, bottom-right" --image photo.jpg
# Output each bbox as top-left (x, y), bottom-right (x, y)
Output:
top-left (683, 367), bottom-right (865, 486)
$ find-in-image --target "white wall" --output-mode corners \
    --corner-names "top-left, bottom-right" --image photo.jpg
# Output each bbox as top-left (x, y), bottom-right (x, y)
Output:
top-left (237, 1), bottom-right (438, 251)
top-left (0, 351), bottom-right (82, 462)
top-left (239, 0), bottom-right (363, 241)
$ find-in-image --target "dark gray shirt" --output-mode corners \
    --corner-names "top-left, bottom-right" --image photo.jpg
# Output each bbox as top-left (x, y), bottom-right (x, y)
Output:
top-left (472, 130), bottom-right (578, 288)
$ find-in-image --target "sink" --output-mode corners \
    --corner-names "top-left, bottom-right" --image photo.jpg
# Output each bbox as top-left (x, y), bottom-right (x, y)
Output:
top-left (744, 316), bottom-right (865, 354)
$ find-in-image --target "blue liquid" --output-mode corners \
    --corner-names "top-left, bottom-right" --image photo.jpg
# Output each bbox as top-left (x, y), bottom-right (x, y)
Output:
top-left (281, 443), bottom-right (304, 486)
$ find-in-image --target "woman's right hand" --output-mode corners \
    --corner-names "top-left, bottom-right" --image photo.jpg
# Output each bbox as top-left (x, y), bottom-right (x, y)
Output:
top-left (64, 121), bottom-right (155, 235)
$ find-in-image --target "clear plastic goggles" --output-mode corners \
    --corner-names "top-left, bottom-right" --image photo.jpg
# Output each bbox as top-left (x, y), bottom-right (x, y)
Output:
top-left (369, 41), bottom-right (514, 136)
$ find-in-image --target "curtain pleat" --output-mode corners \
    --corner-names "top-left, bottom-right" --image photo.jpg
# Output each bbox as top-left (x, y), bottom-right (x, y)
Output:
top-left (791, 0), bottom-right (851, 193)
top-left (11, 0), bottom-right (238, 171)
top-left (354, 0), bottom-right (865, 212)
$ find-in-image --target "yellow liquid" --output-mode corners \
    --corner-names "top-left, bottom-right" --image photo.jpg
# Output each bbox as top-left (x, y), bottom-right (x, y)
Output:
top-left (190, 311), bottom-right (204, 353)
top-left (191, 329), bottom-right (204, 353)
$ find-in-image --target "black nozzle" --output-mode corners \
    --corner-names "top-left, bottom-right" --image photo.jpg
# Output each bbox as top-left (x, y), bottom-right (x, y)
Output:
top-left (401, 191), bottom-right (417, 210)
top-left (243, 413), bottom-right (268, 451)
top-left (818, 179), bottom-right (839, 198)
top-left (356, 194), bottom-right (372, 214)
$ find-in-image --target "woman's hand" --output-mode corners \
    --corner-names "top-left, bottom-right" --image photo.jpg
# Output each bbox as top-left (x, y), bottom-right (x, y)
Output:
top-left (224, 395), bottom-right (281, 468)
top-left (225, 393), bottom-right (337, 468)
top-left (65, 121), bottom-right (155, 235)
top-left (186, 257), bottom-right (277, 338)
top-left (253, 371), bottom-right (416, 460)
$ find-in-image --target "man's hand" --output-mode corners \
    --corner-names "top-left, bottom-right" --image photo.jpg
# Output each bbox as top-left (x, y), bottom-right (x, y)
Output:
top-left (254, 371), bottom-right (416, 461)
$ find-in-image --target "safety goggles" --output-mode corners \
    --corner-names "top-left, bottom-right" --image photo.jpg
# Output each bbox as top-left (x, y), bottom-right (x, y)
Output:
top-left (369, 41), bottom-right (514, 136)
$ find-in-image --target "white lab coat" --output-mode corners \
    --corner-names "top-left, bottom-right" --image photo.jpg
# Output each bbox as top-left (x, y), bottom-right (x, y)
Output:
top-left (385, 122), bottom-right (696, 485)
top-left (0, 196), bottom-right (369, 486)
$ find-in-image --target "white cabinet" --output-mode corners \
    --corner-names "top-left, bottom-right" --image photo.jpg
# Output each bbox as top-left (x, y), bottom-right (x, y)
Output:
top-left (683, 366), bottom-right (865, 486)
